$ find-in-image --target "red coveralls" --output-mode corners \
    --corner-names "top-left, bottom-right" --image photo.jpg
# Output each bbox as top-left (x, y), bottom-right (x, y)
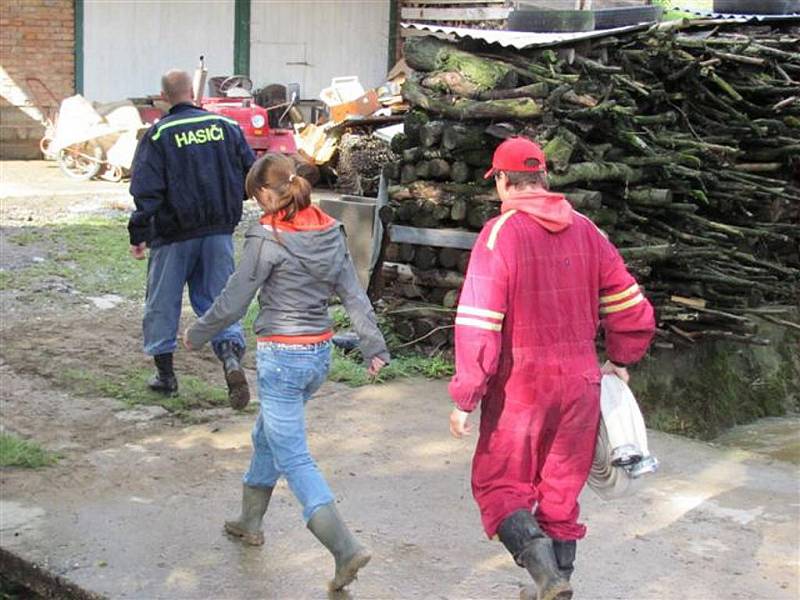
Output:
top-left (449, 199), bottom-right (655, 542)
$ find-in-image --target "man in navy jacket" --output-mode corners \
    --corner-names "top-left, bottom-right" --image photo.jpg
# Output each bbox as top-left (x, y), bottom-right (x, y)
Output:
top-left (128, 69), bottom-right (256, 409)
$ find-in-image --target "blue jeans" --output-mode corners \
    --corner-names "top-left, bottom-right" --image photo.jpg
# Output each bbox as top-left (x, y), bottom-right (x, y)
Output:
top-left (243, 341), bottom-right (335, 522)
top-left (143, 234), bottom-right (244, 357)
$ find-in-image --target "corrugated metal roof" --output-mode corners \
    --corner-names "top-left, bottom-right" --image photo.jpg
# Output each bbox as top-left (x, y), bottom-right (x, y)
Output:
top-left (674, 8), bottom-right (800, 21)
top-left (401, 22), bottom-right (651, 50)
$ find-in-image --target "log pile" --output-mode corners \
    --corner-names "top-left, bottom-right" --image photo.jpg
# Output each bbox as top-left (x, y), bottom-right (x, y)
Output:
top-left (381, 21), bottom-right (800, 351)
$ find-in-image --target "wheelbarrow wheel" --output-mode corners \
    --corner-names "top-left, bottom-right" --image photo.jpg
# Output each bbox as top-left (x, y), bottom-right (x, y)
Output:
top-left (100, 165), bottom-right (124, 182)
top-left (57, 145), bottom-right (102, 181)
top-left (39, 136), bottom-right (54, 159)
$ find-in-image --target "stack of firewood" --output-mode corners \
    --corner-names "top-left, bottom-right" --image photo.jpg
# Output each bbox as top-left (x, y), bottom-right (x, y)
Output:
top-left (380, 20), bottom-right (800, 350)
top-left (335, 132), bottom-right (397, 197)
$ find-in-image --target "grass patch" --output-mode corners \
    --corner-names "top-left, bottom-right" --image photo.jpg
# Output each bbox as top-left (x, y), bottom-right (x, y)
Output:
top-left (327, 301), bottom-right (454, 386)
top-left (0, 433), bottom-right (58, 468)
top-left (2, 217), bottom-right (147, 300)
top-left (329, 347), bottom-right (454, 387)
top-left (60, 367), bottom-right (228, 414)
top-left (7, 230), bottom-right (40, 246)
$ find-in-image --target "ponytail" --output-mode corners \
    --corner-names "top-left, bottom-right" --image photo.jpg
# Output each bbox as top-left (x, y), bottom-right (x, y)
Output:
top-left (245, 153), bottom-right (312, 221)
top-left (283, 172), bottom-right (312, 221)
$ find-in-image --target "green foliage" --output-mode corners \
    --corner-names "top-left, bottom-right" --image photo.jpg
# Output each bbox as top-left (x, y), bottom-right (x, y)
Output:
top-left (243, 300), bottom-right (260, 331)
top-left (330, 305), bottom-right (351, 331)
top-left (329, 347), bottom-right (454, 387)
top-left (0, 574), bottom-right (41, 600)
top-left (633, 333), bottom-right (799, 439)
top-left (651, 0), bottom-right (706, 19)
top-left (329, 349), bottom-right (375, 387)
top-left (393, 353), bottom-right (455, 379)
top-left (0, 433), bottom-right (58, 468)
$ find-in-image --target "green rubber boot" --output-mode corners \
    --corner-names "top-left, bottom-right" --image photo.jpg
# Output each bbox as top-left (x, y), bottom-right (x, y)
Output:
top-left (498, 510), bottom-right (572, 600)
top-left (224, 484), bottom-right (272, 546)
top-left (307, 503), bottom-right (371, 591)
top-left (553, 539), bottom-right (577, 581)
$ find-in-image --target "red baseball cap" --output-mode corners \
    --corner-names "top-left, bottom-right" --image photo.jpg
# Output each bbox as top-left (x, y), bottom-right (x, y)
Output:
top-left (484, 137), bottom-right (547, 179)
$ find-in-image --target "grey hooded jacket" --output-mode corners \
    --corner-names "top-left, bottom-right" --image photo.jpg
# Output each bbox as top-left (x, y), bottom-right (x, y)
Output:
top-left (187, 220), bottom-right (389, 363)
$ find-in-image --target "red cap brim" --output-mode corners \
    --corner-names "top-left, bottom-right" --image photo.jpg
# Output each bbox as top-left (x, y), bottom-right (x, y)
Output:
top-left (483, 167), bottom-right (496, 179)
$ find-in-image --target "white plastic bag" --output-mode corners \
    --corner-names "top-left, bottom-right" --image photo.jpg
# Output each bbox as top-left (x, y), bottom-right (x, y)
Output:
top-left (588, 375), bottom-right (658, 500)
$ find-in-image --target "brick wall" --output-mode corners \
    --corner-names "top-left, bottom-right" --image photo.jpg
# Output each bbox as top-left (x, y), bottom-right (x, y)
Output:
top-left (0, 0), bottom-right (75, 158)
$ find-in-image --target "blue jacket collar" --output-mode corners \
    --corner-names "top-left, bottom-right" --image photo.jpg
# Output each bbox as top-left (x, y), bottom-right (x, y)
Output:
top-left (168, 102), bottom-right (203, 115)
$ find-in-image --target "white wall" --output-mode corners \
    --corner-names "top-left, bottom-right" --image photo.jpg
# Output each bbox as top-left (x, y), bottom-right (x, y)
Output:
top-left (250, 0), bottom-right (391, 99)
top-left (83, 0), bottom-right (235, 102)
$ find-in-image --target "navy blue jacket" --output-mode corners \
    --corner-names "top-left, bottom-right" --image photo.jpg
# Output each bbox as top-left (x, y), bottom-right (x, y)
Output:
top-left (128, 103), bottom-right (256, 247)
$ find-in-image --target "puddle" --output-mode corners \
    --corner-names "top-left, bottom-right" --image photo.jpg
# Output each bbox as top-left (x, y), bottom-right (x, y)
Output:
top-left (713, 415), bottom-right (800, 464)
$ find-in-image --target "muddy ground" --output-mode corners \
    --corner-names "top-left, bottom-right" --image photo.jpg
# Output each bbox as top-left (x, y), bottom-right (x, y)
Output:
top-left (1, 163), bottom-right (798, 599)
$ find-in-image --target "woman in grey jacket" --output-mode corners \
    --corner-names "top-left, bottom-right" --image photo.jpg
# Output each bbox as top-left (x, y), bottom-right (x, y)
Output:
top-left (184, 153), bottom-right (389, 592)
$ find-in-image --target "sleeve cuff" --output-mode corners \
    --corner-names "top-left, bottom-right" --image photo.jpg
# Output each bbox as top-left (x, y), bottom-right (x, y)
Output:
top-left (186, 325), bottom-right (210, 349)
top-left (363, 350), bottom-right (390, 366)
top-left (129, 226), bottom-right (151, 246)
top-left (448, 380), bottom-right (482, 413)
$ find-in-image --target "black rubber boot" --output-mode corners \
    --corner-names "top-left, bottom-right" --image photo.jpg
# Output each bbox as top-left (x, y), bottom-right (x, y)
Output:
top-left (148, 353), bottom-right (178, 395)
top-left (497, 510), bottom-right (572, 600)
top-left (218, 341), bottom-right (249, 410)
top-left (553, 540), bottom-right (577, 581)
top-left (224, 484), bottom-right (273, 546)
top-left (307, 503), bottom-right (371, 592)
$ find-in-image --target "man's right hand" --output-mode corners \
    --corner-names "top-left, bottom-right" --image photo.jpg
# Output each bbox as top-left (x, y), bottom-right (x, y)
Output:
top-left (130, 243), bottom-right (147, 260)
top-left (601, 360), bottom-right (630, 384)
top-left (449, 408), bottom-right (472, 439)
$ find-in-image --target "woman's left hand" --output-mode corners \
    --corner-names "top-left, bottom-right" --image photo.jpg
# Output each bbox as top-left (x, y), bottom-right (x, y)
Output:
top-left (367, 356), bottom-right (386, 377)
top-left (182, 331), bottom-right (194, 351)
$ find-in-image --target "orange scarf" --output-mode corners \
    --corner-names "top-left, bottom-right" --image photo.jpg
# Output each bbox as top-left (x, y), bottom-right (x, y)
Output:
top-left (260, 205), bottom-right (336, 232)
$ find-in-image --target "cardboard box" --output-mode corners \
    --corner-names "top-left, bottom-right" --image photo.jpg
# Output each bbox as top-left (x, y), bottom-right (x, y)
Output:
top-left (329, 90), bottom-right (380, 123)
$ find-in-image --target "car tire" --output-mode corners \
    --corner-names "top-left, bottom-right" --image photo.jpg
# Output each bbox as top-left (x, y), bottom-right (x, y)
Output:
top-left (593, 6), bottom-right (663, 29)
top-left (713, 0), bottom-right (800, 14)
top-left (506, 9), bottom-right (595, 33)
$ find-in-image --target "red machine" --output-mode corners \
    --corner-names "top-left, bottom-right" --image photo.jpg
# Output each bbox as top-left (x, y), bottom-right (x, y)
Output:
top-left (200, 75), bottom-right (297, 156)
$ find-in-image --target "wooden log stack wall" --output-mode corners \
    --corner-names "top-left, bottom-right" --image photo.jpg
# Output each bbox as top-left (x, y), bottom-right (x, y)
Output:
top-left (380, 20), bottom-right (800, 352)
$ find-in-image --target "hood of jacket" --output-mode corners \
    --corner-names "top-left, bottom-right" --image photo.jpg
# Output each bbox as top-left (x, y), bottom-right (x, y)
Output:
top-left (501, 188), bottom-right (573, 233)
top-left (249, 206), bottom-right (347, 285)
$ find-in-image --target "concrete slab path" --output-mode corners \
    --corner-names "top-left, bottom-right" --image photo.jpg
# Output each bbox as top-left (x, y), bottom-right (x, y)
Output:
top-left (1, 379), bottom-right (798, 600)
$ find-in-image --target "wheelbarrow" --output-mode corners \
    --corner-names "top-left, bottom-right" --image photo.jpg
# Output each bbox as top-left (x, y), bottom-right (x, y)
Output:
top-left (49, 95), bottom-right (148, 182)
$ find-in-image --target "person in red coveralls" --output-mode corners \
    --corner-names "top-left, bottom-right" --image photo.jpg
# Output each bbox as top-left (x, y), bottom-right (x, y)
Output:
top-left (448, 138), bottom-right (656, 600)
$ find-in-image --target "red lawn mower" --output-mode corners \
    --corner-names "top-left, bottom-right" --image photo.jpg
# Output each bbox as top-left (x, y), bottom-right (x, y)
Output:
top-left (197, 69), bottom-right (297, 156)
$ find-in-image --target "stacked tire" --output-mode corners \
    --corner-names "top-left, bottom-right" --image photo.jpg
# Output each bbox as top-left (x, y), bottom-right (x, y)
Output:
top-left (713, 0), bottom-right (800, 14)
